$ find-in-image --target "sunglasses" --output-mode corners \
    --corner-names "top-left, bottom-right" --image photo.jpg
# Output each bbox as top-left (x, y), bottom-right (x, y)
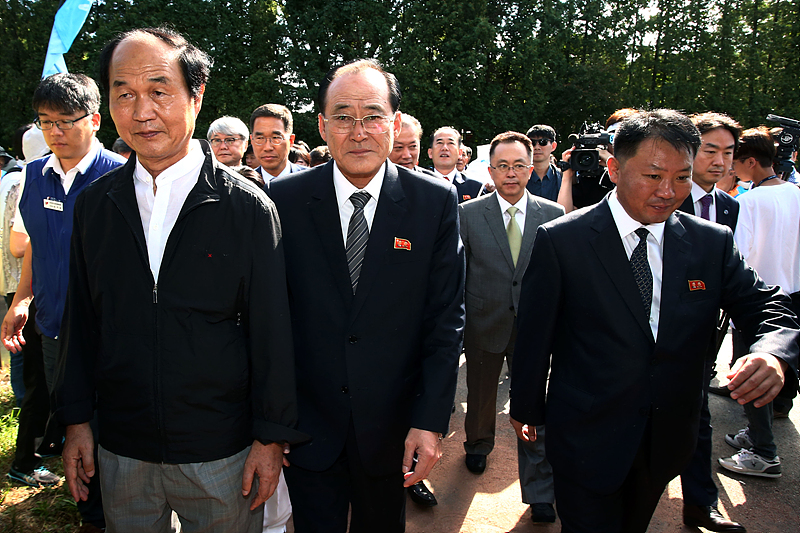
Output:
top-left (532, 138), bottom-right (553, 146)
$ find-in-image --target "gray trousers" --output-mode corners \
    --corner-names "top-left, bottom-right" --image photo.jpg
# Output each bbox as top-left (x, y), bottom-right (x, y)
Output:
top-left (99, 446), bottom-right (264, 533)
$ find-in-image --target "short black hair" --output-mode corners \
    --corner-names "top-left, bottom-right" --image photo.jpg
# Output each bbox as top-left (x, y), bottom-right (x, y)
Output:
top-left (429, 127), bottom-right (462, 149)
top-left (690, 112), bottom-right (742, 153)
top-left (99, 26), bottom-right (212, 100)
top-left (249, 104), bottom-right (293, 134)
top-left (526, 124), bottom-right (557, 143)
top-left (32, 73), bottom-right (101, 115)
top-left (613, 109), bottom-right (701, 164)
top-left (317, 59), bottom-right (401, 115)
top-left (490, 131), bottom-right (533, 160)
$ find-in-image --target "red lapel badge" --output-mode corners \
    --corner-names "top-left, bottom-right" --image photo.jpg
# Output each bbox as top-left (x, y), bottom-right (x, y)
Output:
top-left (688, 280), bottom-right (706, 291)
top-left (394, 237), bottom-right (411, 251)
top-left (462, 194), bottom-right (472, 201)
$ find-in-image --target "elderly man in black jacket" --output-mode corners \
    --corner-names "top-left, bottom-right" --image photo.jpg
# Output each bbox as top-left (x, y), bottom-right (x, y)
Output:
top-left (55, 27), bottom-right (304, 533)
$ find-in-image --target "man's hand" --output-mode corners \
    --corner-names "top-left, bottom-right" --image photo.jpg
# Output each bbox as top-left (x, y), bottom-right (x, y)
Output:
top-left (63, 423), bottom-right (95, 502)
top-left (2, 302), bottom-right (29, 353)
top-left (727, 353), bottom-right (787, 408)
top-left (402, 428), bottom-right (442, 487)
top-left (510, 417), bottom-right (537, 442)
top-left (242, 441), bottom-right (284, 511)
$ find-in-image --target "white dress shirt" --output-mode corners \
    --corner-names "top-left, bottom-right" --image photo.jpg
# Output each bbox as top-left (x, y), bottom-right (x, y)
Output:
top-left (496, 192), bottom-right (527, 237)
top-left (608, 190), bottom-right (665, 340)
top-left (333, 161), bottom-right (385, 247)
top-left (433, 168), bottom-right (457, 183)
top-left (13, 139), bottom-right (102, 235)
top-left (689, 181), bottom-right (717, 223)
top-left (134, 139), bottom-right (205, 282)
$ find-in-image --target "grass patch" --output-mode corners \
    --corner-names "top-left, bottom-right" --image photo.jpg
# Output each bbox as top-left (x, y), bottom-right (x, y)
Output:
top-left (0, 365), bottom-right (82, 532)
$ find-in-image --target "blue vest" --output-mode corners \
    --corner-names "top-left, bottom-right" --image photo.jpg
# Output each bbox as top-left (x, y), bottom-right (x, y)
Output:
top-left (20, 148), bottom-right (125, 338)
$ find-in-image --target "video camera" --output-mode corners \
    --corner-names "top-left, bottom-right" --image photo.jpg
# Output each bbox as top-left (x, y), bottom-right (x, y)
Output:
top-left (556, 122), bottom-right (614, 207)
top-left (767, 114), bottom-right (800, 176)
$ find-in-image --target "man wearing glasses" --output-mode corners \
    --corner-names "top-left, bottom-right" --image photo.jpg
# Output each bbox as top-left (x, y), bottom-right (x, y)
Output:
top-left (207, 116), bottom-right (249, 167)
top-left (249, 103), bottom-right (304, 186)
top-left (2, 72), bottom-right (125, 531)
top-left (525, 124), bottom-right (562, 202)
top-left (459, 131), bottom-right (563, 523)
top-left (268, 59), bottom-right (465, 532)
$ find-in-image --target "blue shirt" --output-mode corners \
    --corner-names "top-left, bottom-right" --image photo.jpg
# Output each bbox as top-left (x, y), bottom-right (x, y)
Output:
top-left (526, 164), bottom-right (562, 202)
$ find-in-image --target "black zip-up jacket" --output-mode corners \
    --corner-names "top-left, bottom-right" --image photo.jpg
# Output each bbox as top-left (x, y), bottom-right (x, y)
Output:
top-left (55, 142), bottom-right (306, 463)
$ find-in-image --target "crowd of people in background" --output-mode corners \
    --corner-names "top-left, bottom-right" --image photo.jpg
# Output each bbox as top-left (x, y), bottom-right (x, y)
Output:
top-left (0, 24), bottom-right (798, 533)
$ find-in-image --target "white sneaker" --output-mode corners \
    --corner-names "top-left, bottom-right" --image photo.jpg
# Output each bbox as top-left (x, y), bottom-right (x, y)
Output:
top-left (724, 428), bottom-right (754, 450)
top-left (718, 449), bottom-right (781, 478)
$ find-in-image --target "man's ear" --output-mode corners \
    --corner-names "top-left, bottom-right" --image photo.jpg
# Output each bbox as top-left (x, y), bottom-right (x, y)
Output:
top-left (607, 156), bottom-right (620, 185)
top-left (192, 84), bottom-right (206, 117)
top-left (318, 114), bottom-right (327, 142)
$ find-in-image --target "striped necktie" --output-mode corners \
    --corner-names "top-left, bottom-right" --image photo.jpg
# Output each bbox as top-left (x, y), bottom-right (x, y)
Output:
top-left (346, 191), bottom-right (371, 293)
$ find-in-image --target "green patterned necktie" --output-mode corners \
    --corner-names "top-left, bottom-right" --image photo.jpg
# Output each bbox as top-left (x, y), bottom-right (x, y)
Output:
top-left (506, 206), bottom-right (522, 267)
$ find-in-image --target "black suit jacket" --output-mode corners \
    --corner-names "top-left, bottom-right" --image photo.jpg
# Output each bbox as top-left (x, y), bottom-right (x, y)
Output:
top-left (510, 199), bottom-right (798, 495)
top-left (269, 160), bottom-right (466, 475)
top-left (453, 171), bottom-right (484, 203)
top-left (678, 188), bottom-right (739, 233)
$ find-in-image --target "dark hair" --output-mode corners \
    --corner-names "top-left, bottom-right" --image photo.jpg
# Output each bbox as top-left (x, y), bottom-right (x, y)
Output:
top-left (605, 108), bottom-right (638, 129)
top-left (690, 112), bottom-right (742, 153)
top-left (99, 27), bottom-right (212, 100)
top-left (32, 73), bottom-right (101, 115)
top-left (525, 124), bottom-right (557, 143)
top-left (112, 137), bottom-right (132, 155)
top-left (309, 145), bottom-right (331, 166)
top-left (735, 127), bottom-right (776, 168)
top-left (490, 131), bottom-right (533, 160)
top-left (613, 109), bottom-right (701, 164)
top-left (231, 165), bottom-right (265, 188)
top-left (429, 127), bottom-right (462, 149)
top-left (289, 144), bottom-right (310, 166)
top-left (317, 59), bottom-right (401, 115)
top-left (249, 104), bottom-right (293, 134)
top-left (13, 124), bottom-right (34, 158)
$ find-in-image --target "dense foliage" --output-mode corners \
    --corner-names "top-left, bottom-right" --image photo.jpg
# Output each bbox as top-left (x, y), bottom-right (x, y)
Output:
top-left (1, 0), bottom-right (798, 157)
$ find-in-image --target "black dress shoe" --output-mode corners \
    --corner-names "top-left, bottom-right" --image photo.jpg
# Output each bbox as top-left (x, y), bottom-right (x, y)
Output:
top-left (408, 480), bottom-right (438, 507)
top-left (683, 505), bottom-right (746, 532)
top-left (465, 453), bottom-right (486, 474)
top-left (530, 503), bottom-right (556, 523)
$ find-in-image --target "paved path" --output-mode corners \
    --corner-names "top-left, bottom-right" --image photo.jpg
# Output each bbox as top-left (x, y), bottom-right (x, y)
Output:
top-left (404, 333), bottom-right (800, 532)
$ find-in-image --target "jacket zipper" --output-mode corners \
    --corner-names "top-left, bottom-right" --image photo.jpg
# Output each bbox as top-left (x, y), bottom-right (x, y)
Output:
top-left (152, 282), bottom-right (165, 461)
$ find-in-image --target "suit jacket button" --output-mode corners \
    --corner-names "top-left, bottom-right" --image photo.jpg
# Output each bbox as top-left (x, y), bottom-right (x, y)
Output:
top-left (512, 281), bottom-right (518, 286)
top-left (349, 335), bottom-right (358, 344)
top-left (341, 386), bottom-right (349, 394)
top-left (509, 305), bottom-right (515, 311)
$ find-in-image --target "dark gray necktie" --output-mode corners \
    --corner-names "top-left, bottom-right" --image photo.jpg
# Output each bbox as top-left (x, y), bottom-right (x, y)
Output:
top-left (346, 191), bottom-right (371, 293)
top-left (630, 227), bottom-right (652, 319)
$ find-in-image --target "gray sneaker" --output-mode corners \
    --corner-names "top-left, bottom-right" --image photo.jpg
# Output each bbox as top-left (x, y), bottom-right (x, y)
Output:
top-left (718, 449), bottom-right (781, 478)
top-left (724, 428), bottom-right (754, 450)
top-left (7, 466), bottom-right (61, 487)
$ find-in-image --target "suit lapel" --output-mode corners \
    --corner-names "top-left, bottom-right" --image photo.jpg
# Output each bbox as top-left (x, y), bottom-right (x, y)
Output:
top-left (350, 162), bottom-right (408, 319)
top-left (484, 193), bottom-right (515, 271)
top-left (308, 164), bottom-right (354, 306)
top-left (517, 192), bottom-right (545, 276)
top-left (658, 215), bottom-right (690, 343)
top-left (714, 190), bottom-right (736, 231)
top-left (589, 201), bottom-right (654, 342)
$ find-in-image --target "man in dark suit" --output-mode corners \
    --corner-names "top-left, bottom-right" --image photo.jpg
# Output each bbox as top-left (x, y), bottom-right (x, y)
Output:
top-left (429, 126), bottom-right (485, 202)
top-left (460, 131), bottom-right (564, 523)
top-left (390, 113), bottom-right (436, 178)
top-left (510, 109), bottom-right (798, 532)
top-left (269, 59), bottom-right (465, 532)
top-left (676, 112), bottom-right (745, 532)
top-left (249, 103), bottom-right (305, 186)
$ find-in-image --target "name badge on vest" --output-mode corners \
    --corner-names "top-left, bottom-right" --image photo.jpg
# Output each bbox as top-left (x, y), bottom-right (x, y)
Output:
top-left (43, 198), bottom-right (64, 212)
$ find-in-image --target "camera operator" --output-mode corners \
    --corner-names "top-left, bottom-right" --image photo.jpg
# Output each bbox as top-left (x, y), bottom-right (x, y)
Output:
top-left (524, 125), bottom-right (561, 202)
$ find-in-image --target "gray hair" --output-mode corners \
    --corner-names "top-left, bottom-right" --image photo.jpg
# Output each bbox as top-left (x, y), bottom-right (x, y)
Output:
top-left (207, 116), bottom-right (249, 140)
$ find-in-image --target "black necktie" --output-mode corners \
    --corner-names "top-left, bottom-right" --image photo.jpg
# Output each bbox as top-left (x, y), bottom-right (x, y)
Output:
top-left (345, 191), bottom-right (371, 293)
top-left (630, 227), bottom-right (652, 319)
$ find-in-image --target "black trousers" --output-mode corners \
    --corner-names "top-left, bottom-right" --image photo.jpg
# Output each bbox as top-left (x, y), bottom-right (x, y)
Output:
top-left (284, 418), bottom-right (406, 533)
top-left (11, 300), bottom-right (49, 474)
top-left (555, 424), bottom-right (666, 533)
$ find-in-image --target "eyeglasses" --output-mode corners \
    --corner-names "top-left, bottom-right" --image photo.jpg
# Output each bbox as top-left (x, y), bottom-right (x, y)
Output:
top-left (209, 137), bottom-right (244, 147)
top-left (35, 112), bottom-right (91, 131)
top-left (251, 134), bottom-right (286, 146)
top-left (490, 163), bottom-right (533, 173)
top-left (531, 138), bottom-right (553, 146)
top-left (323, 114), bottom-right (392, 134)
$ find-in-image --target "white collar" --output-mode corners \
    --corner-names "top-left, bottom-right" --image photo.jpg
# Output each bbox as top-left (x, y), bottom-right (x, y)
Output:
top-left (690, 181), bottom-right (715, 205)
top-left (496, 191), bottom-right (527, 216)
top-left (134, 139), bottom-right (204, 186)
top-left (434, 168), bottom-right (458, 183)
top-left (42, 138), bottom-right (100, 177)
top-left (333, 161), bottom-right (386, 209)
top-left (608, 190), bottom-right (666, 245)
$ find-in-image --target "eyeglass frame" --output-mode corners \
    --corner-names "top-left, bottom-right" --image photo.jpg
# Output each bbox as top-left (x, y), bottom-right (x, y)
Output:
top-left (250, 133), bottom-right (287, 146)
top-left (322, 114), bottom-right (393, 134)
top-left (209, 136), bottom-right (245, 147)
top-left (489, 163), bottom-right (534, 174)
top-left (35, 112), bottom-right (92, 131)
